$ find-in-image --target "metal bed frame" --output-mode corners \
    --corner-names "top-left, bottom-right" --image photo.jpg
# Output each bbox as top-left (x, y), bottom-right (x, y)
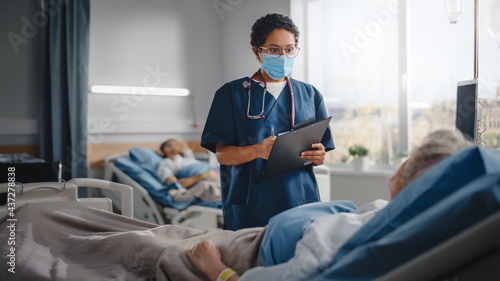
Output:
top-left (0, 178), bottom-right (134, 221)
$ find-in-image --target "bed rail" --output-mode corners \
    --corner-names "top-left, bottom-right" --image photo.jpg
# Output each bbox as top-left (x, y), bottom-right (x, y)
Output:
top-left (0, 178), bottom-right (134, 221)
top-left (104, 155), bottom-right (166, 224)
top-left (69, 178), bottom-right (133, 218)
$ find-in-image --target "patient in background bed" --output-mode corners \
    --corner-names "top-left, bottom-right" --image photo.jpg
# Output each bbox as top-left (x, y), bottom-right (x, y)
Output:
top-left (187, 128), bottom-right (473, 281)
top-left (156, 139), bottom-right (221, 202)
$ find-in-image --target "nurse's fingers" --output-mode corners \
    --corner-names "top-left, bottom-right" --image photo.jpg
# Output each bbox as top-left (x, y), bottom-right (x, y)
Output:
top-left (300, 145), bottom-right (326, 156)
top-left (311, 143), bottom-right (325, 151)
top-left (301, 154), bottom-right (325, 165)
top-left (259, 136), bottom-right (277, 159)
top-left (300, 150), bottom-right (324, 156)
top-left (300, 143), bottom-right (326, 165)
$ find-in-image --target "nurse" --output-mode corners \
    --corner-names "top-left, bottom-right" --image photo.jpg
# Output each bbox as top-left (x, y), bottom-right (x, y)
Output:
top-left (201, 13), bottom-right (335, 230)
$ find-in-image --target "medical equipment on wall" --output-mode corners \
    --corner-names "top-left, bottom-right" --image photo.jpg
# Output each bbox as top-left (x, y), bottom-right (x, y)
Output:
top-left (445, 0), bottom-right (463, 24)
top-left (244, 70), bottom-right (295, 130)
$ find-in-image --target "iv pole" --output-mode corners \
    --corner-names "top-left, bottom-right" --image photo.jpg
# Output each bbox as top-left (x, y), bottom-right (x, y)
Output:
top-left (474, 0), bottom-right (479, 80)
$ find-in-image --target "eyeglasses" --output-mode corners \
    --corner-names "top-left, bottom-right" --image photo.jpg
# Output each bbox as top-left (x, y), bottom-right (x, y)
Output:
top-left (259, 46), bottom-right (300, 59)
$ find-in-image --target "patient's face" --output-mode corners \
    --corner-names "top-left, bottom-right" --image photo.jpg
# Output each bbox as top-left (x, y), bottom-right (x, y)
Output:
top-left (388, 161), bottom-right (406, 199)
top-left (164, 141), bottom-right (181, 157)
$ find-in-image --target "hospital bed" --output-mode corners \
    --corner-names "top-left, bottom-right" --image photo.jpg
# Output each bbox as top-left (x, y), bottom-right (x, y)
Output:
top-left (103, 151), bottom-right (224, 229)
top-left (310, 146), bottom-right (500, 280)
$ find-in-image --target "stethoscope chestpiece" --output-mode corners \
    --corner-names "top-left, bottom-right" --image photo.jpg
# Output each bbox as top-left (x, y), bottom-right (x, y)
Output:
top-left (246, 114), bottom-right (265, 119)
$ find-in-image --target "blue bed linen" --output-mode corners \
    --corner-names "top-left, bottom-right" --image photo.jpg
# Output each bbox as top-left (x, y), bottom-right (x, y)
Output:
top-left (259, 200), bottom-right (358, 266)
top-left (114, 157), bottom-right (194, 210)
top-left (334, 147), bottom-right (500, 261)
top-left (114, 157), bottom-right (221, 210)
top-left (311, 147), bottom-right (500, 280)
top-left (129, 147), bottom-right (217, 179)
top-left (314, 172), bottom-right (500, 281)
top-left (175, 162), bottom-right (215, 179)
top-left (129, 147), bottom-right (163, 176)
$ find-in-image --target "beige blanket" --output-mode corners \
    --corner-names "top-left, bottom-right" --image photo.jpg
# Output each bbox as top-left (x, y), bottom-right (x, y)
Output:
top-left (169, 177), bottom-right (221, 202)
top-left (0, 201), bottom-right (265, 281)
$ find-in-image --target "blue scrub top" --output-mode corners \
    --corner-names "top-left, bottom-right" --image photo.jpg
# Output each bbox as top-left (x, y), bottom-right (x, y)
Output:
top-left (201, 76), bottom-right (335, 230)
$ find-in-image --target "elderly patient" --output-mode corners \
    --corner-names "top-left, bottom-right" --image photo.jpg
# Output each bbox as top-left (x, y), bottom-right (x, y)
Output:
top-left (187, 129), bottom-right (473, 281)
top-left (156, 139), bottom-right (221, 202)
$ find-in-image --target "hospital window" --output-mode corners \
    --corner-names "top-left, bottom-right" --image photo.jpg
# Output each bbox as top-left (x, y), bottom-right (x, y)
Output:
top-left (292, 0), bottom-right (500, 167)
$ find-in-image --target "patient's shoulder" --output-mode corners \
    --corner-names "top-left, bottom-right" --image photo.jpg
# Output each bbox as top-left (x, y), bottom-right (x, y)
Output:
top-left (259, 201), bottom-right (358, 266)
top-left (353, 199), bottom-right (388, 214)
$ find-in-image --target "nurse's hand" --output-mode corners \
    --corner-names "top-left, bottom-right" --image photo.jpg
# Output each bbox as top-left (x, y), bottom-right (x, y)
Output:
top-left (258, 136), bottom-right (277, 160)
top-left (300, 143), bottom-right (326, 165)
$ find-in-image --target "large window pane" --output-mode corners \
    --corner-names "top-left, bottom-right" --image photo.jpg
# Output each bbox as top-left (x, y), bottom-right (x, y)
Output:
top-left (300, 0), bottom-right (500, 166)
top-left (408, 0), bottom-right (474, 147)
top-left (306, 0), bottom-right (400, 164)
top-left (479, 0), bottom-right (500, 149)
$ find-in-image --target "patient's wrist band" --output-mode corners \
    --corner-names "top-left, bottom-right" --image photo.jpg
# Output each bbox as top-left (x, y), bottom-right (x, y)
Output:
top-left (216, 268), bottom-right (236, 281)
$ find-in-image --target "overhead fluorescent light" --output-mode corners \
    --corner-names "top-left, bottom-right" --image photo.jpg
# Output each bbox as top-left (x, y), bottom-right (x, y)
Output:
top-left (90, 85), bottom-right (190, 96)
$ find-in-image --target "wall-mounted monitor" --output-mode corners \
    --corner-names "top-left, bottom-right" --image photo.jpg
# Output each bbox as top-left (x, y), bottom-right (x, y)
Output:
top-left (455, 79), bottom-right (478, 143)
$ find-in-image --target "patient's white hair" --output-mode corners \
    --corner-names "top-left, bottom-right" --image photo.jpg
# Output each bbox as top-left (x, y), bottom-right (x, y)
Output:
top-left (403, 129), bottom-right (474, 185)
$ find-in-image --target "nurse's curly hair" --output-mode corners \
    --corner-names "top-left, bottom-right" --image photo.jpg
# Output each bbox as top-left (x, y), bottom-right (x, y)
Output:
top-left (250, 13), bottom-right (299, 47)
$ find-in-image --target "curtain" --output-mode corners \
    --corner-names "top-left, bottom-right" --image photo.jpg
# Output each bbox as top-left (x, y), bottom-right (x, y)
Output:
top-left (40, 0), bottom-right (90, 197)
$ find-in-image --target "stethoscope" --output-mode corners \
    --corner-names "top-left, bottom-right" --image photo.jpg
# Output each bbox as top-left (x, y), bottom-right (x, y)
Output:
top-left (244, 69), bottom-right (295, 130)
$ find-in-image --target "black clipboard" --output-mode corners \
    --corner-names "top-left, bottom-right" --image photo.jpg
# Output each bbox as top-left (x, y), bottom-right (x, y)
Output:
top-left (259, 116), bottom-right (332, 183)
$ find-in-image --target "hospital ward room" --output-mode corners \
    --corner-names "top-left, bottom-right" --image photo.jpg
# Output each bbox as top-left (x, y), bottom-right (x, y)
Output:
top-left (2, 0), bottom-right (500, 280)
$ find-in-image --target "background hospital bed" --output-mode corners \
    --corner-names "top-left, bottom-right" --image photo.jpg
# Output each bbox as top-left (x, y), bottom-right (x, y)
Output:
top-left (103, 153), bottom-right (223, 229)
top-left (102, 152), bottom-right (331, 229)
top-left (0, 178), bottom-right (133, 221)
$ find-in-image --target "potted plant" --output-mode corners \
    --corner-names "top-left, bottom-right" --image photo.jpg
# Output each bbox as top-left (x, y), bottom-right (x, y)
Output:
top-left (348, 144), bottom-right (369, 171)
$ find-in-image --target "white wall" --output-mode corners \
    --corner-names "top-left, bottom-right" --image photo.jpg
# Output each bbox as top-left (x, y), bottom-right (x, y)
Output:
top-left (88, 0), bottom-right (225, 143)
top-left (0, 0), bottom-right (42, 146)
top-left (330, 169), bottom-right (391, 206)
top-left (87, 0), bottom-right (291, 144)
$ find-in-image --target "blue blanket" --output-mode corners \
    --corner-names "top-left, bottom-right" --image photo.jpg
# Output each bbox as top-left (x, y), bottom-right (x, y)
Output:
top-left (259, 200), bottom-right (357, 266)
top-left (312, 147), bottom-right (500, 280)
top-left (115, 148), bottom-right (221, 210)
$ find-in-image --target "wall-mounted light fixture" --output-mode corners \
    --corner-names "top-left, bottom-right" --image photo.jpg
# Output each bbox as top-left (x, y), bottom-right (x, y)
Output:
top-left (89, 85), bottom-right (198, 128)
top-left (90, 85), bottom-right (190, 96)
